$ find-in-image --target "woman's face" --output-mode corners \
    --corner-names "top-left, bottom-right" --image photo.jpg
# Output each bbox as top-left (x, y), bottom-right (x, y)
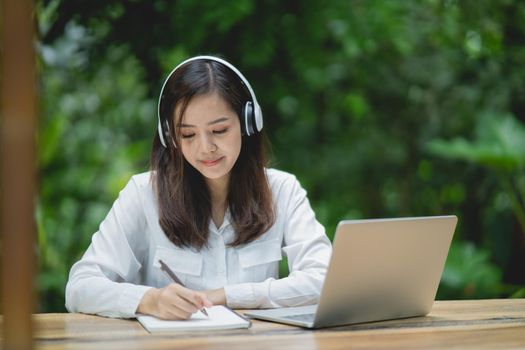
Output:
top-left (176, 92), bottom-right (242, 189)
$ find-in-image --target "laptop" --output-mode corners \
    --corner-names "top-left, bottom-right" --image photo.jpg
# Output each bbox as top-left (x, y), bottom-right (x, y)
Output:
top-left (244, 215), bottom-right (457, 328)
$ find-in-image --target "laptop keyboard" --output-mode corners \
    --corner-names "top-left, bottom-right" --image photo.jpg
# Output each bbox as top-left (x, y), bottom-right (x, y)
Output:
top-left (282, 313), bottom-right (315, 323)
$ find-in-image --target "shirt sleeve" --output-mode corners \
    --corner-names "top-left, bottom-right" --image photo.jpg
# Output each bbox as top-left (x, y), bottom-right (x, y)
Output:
top-left (65, 176), bottom-right (153, 318)
top-left (224, 174), bottom-right (332, 308)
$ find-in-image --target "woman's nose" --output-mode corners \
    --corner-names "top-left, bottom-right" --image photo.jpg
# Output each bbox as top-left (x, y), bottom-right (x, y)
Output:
top-left (200, 133), bottom-right (217, 153)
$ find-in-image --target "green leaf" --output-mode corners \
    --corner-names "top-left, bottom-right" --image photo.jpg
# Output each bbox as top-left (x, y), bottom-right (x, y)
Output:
top-left (427, 113), bottom-right (525, 170)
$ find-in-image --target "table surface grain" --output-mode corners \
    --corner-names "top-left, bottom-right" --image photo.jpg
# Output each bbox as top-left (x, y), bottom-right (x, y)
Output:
top-left (3, 299), bottom-right (525, 350)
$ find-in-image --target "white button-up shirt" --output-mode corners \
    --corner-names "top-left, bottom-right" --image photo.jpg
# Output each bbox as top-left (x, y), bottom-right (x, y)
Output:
top-left (65, 168), bottom-right (332, 318)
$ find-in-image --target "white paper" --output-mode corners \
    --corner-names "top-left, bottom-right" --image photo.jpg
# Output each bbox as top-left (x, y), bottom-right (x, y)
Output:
top-left (137, 305), bottom-right (250, 333)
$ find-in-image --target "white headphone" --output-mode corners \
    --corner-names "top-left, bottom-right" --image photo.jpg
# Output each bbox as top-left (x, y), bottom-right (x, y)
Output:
top-left (157, 55), bottom-right (264, 148)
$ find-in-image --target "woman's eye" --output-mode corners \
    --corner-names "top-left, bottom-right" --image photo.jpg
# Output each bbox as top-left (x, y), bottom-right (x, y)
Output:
top-left (181, 134), bottom-right (195, 139)
top-left (213, 129), bottom-right (228, 135)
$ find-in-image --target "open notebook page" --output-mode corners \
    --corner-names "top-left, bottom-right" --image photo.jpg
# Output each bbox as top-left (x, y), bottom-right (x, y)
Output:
top-left (137, 305), bottom-right (251, 333)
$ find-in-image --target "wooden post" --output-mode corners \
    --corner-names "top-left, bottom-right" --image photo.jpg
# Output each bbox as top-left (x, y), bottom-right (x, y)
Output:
top-left (1, 0), bottom-right (37, 349)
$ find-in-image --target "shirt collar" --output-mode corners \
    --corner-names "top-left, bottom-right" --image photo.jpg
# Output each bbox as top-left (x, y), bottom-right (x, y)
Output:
top-left (209, 207), bottom-right (232, 234)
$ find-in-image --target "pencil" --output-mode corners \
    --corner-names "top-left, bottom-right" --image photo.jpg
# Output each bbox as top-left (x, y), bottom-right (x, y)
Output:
top-left (158, 259), bottom-right (209, 317)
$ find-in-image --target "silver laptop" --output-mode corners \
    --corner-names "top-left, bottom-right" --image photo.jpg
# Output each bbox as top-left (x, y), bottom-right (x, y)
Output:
top-left (244, 215), bottom-right (457, 328)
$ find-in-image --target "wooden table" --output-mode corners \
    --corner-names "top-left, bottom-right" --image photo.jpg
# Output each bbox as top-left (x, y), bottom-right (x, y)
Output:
top-left (15, 299), bottom-right (525, 349)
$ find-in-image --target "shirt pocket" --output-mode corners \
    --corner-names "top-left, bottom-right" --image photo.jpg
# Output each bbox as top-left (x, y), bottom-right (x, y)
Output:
top-left (153, 245), bottom-right (203, 288)
top-left (236, 239), bottom-right (282, 282)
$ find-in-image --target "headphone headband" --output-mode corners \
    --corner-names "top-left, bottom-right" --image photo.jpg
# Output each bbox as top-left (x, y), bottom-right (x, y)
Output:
top-left (157, 55), bottom-right (263, 148)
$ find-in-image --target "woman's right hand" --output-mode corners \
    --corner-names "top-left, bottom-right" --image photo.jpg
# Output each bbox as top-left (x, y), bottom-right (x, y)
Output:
top-left (137, 283), bottom-right (213, 320)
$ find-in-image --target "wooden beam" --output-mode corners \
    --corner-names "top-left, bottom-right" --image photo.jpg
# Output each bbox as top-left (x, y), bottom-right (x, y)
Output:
top-left (1, 0), bottom-right (37, 349)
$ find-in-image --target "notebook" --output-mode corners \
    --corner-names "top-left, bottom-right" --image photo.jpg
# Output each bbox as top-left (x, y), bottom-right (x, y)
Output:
top-left (137, 305), bottom-right (251, 333)
top-left (244, 215), bottom-right (457, 328)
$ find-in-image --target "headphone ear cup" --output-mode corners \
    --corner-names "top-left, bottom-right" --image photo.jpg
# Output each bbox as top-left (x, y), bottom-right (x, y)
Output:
top-left (254, 103), bottom-right (263, 132)
top-left (243, 101), bottom-right (255, 136)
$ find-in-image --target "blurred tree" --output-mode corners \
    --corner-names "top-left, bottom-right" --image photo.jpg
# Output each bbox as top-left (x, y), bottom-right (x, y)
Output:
top-left (428, 112), bottom-right (525, 292)
top-left (36, 0), bottom-right (525, 311)
top-left (37, 22), bottom-right (154, 310)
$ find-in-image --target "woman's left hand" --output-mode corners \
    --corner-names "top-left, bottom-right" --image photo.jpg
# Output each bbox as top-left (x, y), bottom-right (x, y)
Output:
top-left (204, 288), bottom-right (226, 305)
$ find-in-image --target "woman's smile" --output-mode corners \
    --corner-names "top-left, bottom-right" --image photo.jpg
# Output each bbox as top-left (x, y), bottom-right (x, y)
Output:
top-left (200, 156), bottom-right (225, 166)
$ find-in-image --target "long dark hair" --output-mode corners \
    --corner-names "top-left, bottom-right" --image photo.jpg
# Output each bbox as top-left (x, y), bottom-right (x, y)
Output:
top-left (150, 58), bottom-right (275, 250)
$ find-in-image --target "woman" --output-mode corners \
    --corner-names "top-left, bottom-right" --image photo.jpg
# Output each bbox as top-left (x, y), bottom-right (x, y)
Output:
top-left (65, 55), bottom-right (332, 320)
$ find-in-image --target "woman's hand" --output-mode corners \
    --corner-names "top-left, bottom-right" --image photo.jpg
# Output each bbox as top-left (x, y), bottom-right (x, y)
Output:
top-left (203, 288), bottom-right (226, 305)
top-left (137, 283), bottom-right (213, 320)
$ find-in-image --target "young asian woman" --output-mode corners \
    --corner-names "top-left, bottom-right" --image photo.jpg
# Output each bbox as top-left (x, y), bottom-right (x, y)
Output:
top-left (65, 56), bottom-right (332, 320)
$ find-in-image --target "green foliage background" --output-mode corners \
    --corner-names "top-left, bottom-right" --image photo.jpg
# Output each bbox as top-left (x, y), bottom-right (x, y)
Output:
top-left (36, 0), bottom-right (525, 312)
